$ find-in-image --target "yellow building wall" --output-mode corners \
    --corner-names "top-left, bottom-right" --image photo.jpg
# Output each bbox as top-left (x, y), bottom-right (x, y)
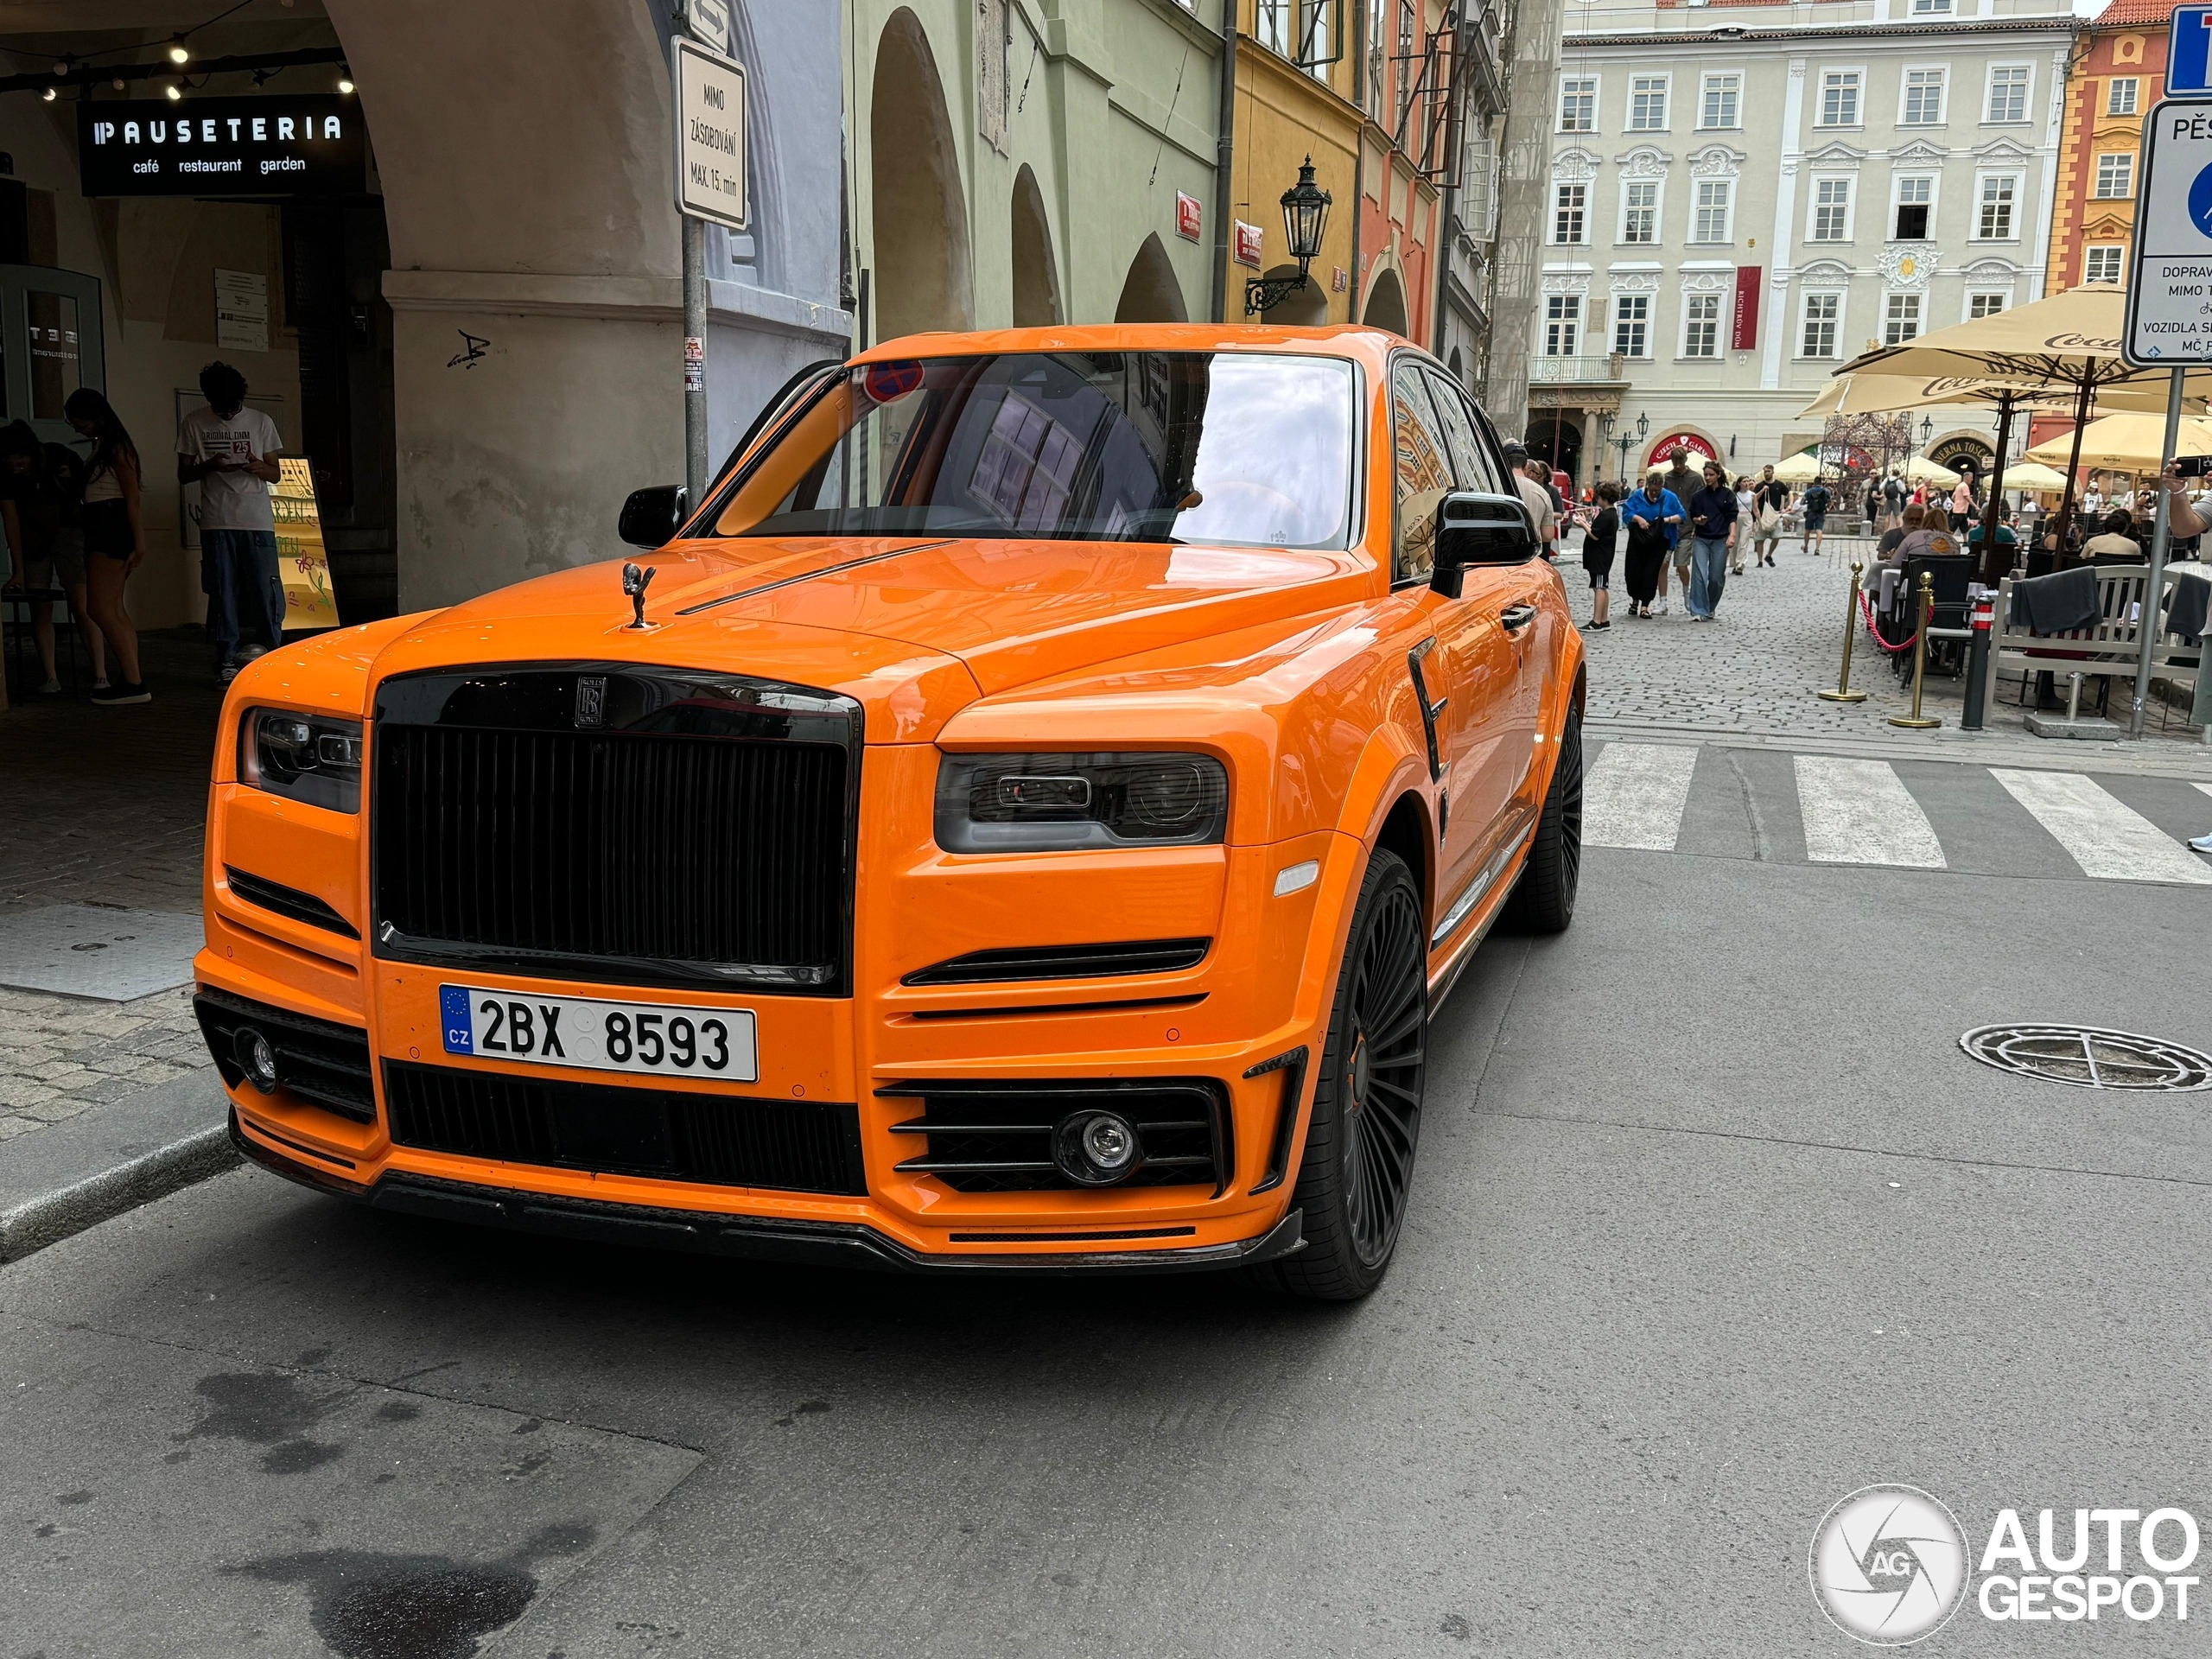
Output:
top-left (1224, 0), bottom-right (1363, 322)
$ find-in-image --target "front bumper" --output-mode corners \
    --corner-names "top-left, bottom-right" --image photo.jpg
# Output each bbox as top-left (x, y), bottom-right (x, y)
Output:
top-left (231, 1109), bottom-right (1306, 1274)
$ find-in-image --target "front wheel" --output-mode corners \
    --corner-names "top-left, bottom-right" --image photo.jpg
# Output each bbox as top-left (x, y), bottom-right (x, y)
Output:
top-left (1502, 703), bottom-right (1582, 934)
top-left (1263, 846), bottom-right (1428, 1301)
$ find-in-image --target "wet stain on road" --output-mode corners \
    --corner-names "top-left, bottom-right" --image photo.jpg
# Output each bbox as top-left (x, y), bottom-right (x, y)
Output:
top-left (181, 1371), bottom-right (349, 1476)
top-left (226, 1523), bottom-right (594, 1659)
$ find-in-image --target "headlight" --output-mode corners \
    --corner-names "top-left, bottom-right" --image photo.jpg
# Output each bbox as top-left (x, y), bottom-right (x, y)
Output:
top-left (238, 709), bottom-right (364, 813)
top-left (936, 751), bottom-right (1228, 853)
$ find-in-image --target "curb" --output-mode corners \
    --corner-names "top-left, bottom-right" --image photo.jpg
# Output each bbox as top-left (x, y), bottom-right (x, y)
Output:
top-left (0, 1121), bottom-right (238, 1264)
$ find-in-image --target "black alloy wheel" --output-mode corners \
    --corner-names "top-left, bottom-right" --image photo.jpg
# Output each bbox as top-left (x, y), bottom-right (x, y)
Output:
top-left (1266, 847), bottom-right (1428, 1300)
top-left (1503, 703), bottom-right (1582, 933)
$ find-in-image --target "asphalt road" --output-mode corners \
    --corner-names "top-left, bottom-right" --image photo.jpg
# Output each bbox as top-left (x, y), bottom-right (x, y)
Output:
top-left (5, 762), bottom-right (2212, 1658)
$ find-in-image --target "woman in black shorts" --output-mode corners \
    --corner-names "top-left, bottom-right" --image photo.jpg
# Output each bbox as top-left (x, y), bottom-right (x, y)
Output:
top-left (64, 389), bottom-right (149, 705)
top-left (1580, 480), bottom-right (1619, 630)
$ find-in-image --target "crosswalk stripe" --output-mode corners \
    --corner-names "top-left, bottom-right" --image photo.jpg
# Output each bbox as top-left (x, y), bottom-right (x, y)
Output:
top-left (1989, 769), bottom-right (2212, 885)
top-left (1794, 756), bottom-right (1946, 868)
top-left (1582, 743), bottom-right (1699, 850)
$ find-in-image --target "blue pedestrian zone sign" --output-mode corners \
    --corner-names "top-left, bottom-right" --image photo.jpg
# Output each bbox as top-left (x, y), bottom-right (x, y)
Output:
top-left (2124, 99), bottom-right (2212, 366)
top-left (2172, 8), bottom-right (2212, 97)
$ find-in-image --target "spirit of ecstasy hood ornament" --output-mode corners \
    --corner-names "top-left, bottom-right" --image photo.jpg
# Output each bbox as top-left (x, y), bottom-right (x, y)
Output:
top-left (621, 561), bottom-right (656, 629)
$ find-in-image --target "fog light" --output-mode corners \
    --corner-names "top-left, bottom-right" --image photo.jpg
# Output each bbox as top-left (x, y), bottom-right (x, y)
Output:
top-left (233, 1027), bottom-right (278, 1094)
top-left (1053, 1109), bottom-right (1143, 1186)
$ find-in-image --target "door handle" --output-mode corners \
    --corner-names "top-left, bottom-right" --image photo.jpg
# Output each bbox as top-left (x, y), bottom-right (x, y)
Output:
top-left (1500, 603), bottom-right (1538, 632)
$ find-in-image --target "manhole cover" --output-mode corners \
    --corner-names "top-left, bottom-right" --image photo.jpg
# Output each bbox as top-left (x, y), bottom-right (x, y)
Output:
top-left (1960, 1025), bottom-right (2212, 1091)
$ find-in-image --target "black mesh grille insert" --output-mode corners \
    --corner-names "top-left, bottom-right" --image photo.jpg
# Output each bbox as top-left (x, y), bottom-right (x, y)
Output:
top-left (881, 1079), bottom-right (1230, 1194)
top-left (372, 723), bottom-right (850, 991)
top-left (384, 1060), bottom-right (867, 1196)
top-left (195, 988), bottom-right (375, 1122)
top-left (901, 939), bottom-right (1211, 986)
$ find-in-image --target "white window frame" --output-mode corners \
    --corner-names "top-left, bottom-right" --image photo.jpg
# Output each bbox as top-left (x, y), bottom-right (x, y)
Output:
top-left (1891, 173), bottom-right (1937, 239)
top-left (1816, 67), bottom-right (1865, 129)
top-left (1974, 170), bottom-right (2020, 240)
top-left (1807, 175), bottom-right (1855, 243)
top-left (2094, 151), bottom-right (2135, 200)
top-left (2108, 77), bottom-right (2139, 118)
top-left (1681, 290), bottom-right (1722, 358)
top-left (1690, 177), bottom-right (1734, 244)
top-left (1798, 290), bottom-right (1844, 359)
top-left (1965, 290), bottom-right (2012, 321)
top-left (1911, 0), bottom-right (1953, 13)
top-left (1544, 293), bottom-right (1583, 355)
top-left (1883, 291), bottom-right (1923, 346)
top-left (1699, 72), bottom-right (1741, 130)
top-left (1898, 65), bottom-right (1947, 127)
top-left (2083, 243), bottom-right (2126, 284)
top-left (1985, 62), bottom-right (2032, 124)
top-left (1612, 291), bottom-right (1653, 358)
top-left (1628, 72), bottom-right (1671, 133)
top-left (1553, 181), bottom-right (1590, 245)
top-left (1618, 178), bottom-right (1662, 245)
top-left (1559, 73), bottom-right (1598, 134)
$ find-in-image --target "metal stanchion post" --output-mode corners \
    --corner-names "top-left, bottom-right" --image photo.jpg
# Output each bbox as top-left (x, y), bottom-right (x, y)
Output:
top-left (1817, 560), bottom-right (1871, 702)
top-left (1961, 593), bottom-right (1993, 731)
top-left (1888, 571), bottom-right (1942, 729)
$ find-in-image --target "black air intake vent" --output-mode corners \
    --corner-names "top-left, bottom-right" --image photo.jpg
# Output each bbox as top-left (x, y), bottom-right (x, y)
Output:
top-left (225, 867), bottom-right (360, 939)
top-left (195, 988), bottom-right (375, 1122)
top-left (384, 1061), bottom-right (867, 1196)
top-left (880, 1078), bottom-right (1230, 1194)
top-left (901, 938), bottom-right (1211, 987)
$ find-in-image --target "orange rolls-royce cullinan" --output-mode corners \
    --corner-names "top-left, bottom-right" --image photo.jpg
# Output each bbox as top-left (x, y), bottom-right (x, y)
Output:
top-left (194, 325), bottom-right (1584, 1299)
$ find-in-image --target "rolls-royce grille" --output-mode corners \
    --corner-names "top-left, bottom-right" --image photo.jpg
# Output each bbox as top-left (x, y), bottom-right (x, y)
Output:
top-left (372, 721), bottom-right (850, 991)
top-left (385, 1060), bottom-right (868, 1195)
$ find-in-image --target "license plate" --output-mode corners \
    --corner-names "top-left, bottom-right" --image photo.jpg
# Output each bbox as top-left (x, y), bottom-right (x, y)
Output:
top-left (438, 985), bottom-right (758, 1082)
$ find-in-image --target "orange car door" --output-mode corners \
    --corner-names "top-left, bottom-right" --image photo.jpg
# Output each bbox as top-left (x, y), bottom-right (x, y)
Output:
top-left (1387, 364), bottom-right (1518, 926)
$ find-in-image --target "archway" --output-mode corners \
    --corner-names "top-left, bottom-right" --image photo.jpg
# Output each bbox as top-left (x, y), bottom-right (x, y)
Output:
top-left (1010, 164), bottom-right (1062, 327)
top-left (1362, 266), bottom-right (1409, 336)
top-left (870, 8), bottom-right (973, 340)
top-left (1113, 233), bottom-right (1190, 322)
top-left (1254, 264), bottom-right (1327, 326)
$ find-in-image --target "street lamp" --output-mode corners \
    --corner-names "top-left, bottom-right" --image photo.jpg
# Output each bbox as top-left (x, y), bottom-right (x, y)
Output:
top-left (1244, 157), bottom-right (1333, 316)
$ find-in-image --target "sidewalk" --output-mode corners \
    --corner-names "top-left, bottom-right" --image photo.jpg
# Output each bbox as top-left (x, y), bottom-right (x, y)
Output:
top-left (0, 630), bottom-right (232, 1257)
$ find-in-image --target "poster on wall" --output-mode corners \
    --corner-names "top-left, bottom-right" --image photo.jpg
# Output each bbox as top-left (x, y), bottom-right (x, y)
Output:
top-left (274, 456), bottom-right (338, 632)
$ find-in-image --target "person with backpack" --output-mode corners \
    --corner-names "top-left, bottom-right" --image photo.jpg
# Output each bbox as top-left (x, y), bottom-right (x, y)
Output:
top-left (1800, 476), bottom-right (1832, 556)
top-left (1621, 470), bottom-right (1682, 620)
top-left (1881, 470), bottom-right (1905, 532)
top-left (0, 421), bottom-right (104, 694)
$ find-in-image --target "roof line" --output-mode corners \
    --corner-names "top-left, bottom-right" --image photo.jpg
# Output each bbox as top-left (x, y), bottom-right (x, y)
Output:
top-left (1563, 15), bottom-right (2080, 46)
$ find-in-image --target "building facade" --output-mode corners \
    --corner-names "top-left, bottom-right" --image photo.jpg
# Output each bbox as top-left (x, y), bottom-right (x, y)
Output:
top-left (1536, 0), bottom-right (2078, 486)
top-left (2047, 0), bottom-right (2175, 298)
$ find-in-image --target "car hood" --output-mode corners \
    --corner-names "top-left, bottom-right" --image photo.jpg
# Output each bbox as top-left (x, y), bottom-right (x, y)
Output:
top-left (365, 535), bottom-right (1377, 739)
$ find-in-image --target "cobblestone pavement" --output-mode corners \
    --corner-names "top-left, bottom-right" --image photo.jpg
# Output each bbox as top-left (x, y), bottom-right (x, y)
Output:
top-left (1571, 530), bottom-right (2212, 752)
top-left (0, 631), bottom-right (222, 1143)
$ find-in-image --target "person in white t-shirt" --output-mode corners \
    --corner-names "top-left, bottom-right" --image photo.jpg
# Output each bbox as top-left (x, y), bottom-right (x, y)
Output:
top-left (177, 361), bottom-right (285, 683)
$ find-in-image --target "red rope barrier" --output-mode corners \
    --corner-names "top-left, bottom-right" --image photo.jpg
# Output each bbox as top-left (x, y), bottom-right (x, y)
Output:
top-left (1860, 588), bottom-right (1919, 654)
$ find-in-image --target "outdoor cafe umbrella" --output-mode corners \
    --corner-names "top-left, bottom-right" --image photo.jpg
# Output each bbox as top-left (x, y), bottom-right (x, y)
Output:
top-left (2001, 461), bottom-right (2070, 493)
top-left (1904, 454), bottom-right (1961, 487)
top-left (1798, 370), bottom-right (2189, 421)
top-left (1770, 452), bottom-right (1821, 483)
top-left (2021, 410), bottom-right (2212, 473)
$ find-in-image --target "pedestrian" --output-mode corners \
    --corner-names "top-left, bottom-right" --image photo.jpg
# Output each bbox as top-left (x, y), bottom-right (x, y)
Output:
top-left (2082, 474), bottom-right (2107, 519)
top-left (0, 421), bottom-right (104, 695)
top-left (1949, 467), bottom-right (1978, 533)
top-left (1752, 465), bottom-right (1786, 567)
top-left (1882, 469), bottom-right (1905, 531)
top-left (1863, 477), bottom-right (1881, 537)
top-left (1800, 474), bottom-right (1831, 556)
top-left (1687, 460), bottom-right (1737, 621)
top-left (1656, 446), bottom-right (1700, 615)
top-left (1731, 474), bottom-right (1757, 575)
top-left (1527, 459), bottom-right (1564, 560)
top-left (63, 389), bottom-right (149, 705)
top-left (178, 360), bottom-right (286, 684)
top-left (1581, 480), bottom-right (1620, 630)
top-left (1621, 469), bottom-right (1682, 620)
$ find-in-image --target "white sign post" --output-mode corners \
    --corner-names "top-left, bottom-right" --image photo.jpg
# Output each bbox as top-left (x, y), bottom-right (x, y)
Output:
top-left (2120, 100), bottom-right (2212, 734)
top-left (670, 35), bottom-right (747, 516)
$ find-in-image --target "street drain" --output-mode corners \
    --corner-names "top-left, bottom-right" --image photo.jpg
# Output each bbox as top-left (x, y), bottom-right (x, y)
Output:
top-left (1960, 1025), bottom-right (2212, 1091)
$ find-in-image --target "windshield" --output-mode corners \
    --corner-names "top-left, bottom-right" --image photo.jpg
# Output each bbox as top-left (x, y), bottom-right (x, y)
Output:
top-left (711, 351), bottom-right (1359, 549)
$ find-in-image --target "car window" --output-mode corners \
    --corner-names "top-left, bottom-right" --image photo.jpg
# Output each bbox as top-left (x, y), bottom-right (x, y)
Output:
top-left (1423, 371), bottom-right (1504, 496)
top-left (1391, 363), bottom-right (1455, 582)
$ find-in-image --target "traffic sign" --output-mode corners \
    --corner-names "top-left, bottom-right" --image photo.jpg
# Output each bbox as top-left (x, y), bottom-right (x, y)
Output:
top-left (2172, 8), bottom-right (2212, 96)
top-left (2124, 99), bottom-right (2212, 366)
top-left (671, 36), bottom-right (747, 232)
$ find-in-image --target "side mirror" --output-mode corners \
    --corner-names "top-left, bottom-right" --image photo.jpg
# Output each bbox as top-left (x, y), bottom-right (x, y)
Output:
top-left (1431, 490), bottom-right (1538, 597)
top-left (618, 484), bottom-right (689, 550)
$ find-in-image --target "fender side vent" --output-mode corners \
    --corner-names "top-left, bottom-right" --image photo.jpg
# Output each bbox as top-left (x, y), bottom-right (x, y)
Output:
top-left (225, 867), bottom-right (360, 940)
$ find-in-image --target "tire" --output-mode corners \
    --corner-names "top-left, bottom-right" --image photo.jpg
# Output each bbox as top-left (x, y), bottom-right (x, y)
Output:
top-left (1263, 846), bottom-right (1428, 1301)
top-left (1502, 703), bottom-right (1582, 935)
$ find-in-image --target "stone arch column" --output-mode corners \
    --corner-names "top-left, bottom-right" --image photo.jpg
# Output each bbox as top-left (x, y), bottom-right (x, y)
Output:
top-left (1113, 233), bottom-right (1190, 323)
top-left (870, 7), bottom-right (974, 340)
top-left (1010, 164), bottom-right (1063, 327)
top-left (1361, 264), bottom-right (1410, 336)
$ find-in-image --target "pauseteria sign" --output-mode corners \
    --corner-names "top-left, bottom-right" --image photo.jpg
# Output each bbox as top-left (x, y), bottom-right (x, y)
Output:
top-left (77, 97), bottom-right (365, 198)
top-left (2125, 99), bottom-right (2212, 366)
top-left (672, 37), bottom-right (747, 231)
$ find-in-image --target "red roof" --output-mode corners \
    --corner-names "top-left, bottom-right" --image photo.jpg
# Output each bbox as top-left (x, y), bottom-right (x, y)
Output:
top-left (2093, 0), bottom-right (2183, 29)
